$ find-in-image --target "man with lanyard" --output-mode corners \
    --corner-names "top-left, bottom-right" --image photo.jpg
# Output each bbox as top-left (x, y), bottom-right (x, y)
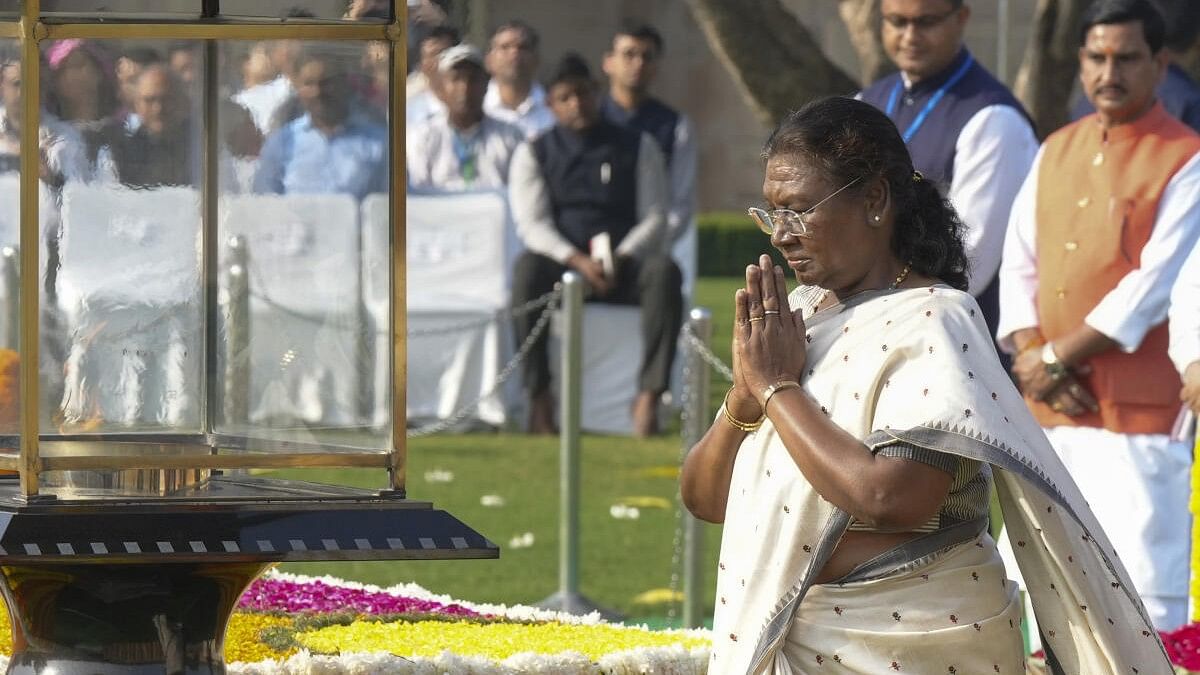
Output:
top-left (508, 53), bottom-right (680, 437)
top-left (860, 0), bottom-right (1037, 353)
top-left (998, 0), bottom-right (1200, 633)
top-left (407, 44), bottom-right (524, 191)
top-left (483, 20), bottom-right (555, 140)
top-left (600, 21), bottom-right (697, 298)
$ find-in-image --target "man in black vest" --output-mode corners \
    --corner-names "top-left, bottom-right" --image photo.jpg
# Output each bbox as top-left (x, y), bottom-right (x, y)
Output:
top-left (508, 54), bottom-right (682, 437)
top-left (860, 0), bottom-right (1037, 352)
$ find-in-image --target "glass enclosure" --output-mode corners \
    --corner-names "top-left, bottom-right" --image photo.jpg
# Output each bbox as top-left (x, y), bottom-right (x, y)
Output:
top-left (0, 1), bottom-right (402, 498)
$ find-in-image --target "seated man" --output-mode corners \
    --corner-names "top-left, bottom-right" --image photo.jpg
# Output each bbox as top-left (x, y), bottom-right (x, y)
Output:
top-left (509, 53), bottom-right (682, 437)
top-left (407, 44), bottom-right (524, 191)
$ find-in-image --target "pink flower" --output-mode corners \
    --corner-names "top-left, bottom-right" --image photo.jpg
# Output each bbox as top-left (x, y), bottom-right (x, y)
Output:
top-left (237, 578), bottom-right (485, 618)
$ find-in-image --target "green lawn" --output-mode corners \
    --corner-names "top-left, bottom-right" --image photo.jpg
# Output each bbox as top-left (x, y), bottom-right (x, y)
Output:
top-left (270, 277), bottom-right (746, 625)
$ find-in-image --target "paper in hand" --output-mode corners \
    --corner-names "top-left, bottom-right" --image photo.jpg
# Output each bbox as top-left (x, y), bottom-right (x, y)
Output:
top-left (589, 232), bottom-right (614, 279)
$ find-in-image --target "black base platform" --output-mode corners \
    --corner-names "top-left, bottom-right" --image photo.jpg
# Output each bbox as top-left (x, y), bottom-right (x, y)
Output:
top-left (0, 476), bottom-right (498, 674)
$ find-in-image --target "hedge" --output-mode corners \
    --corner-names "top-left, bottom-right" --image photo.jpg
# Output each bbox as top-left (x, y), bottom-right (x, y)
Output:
top-left (697, 211), bottom-right (786, 277)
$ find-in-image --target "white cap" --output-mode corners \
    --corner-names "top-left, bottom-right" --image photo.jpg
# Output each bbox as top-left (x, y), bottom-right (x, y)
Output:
top-left (437, 44), bottom-right (484, 73)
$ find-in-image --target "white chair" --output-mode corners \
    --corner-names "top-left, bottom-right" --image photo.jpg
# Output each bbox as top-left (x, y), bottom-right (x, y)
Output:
top-left (57, 183), bottom-right (203, 430)
top-left (220, 193), bottom-right (365, 427)
top-left (544, 230), bottom-right (693, 436)
top-left (383, 190), bottom-right (517, 429)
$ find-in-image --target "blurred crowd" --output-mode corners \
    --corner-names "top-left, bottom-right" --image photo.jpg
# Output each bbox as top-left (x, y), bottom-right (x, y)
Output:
top-left (5, 4), bottom-right (392, 197)
top-left (405, 17), bottom-right (697, 438)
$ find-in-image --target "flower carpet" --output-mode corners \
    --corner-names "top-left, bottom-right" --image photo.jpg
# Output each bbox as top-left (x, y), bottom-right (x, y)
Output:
top-left (0, 568), bottom-right (1196, 672)
top-left (0, 570), bottom-right (712, 674)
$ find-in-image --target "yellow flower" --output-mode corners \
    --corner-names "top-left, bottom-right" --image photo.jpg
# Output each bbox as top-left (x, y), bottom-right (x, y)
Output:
top-left (631, 588), bottom-right (685, 606)
top-left (295, 620), bottom-right (709, 661)
top-left (224, 613), bottom-right (296, 663)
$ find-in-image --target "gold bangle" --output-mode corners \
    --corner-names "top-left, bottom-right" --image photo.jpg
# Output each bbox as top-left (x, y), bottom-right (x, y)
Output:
top-left (722, 387), bottom-right (764, 432)
top-left (761, 380), bottom-right (802, 413)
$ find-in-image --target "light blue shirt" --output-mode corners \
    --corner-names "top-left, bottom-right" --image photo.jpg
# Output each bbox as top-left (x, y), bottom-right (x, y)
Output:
top-left (253, 111), bottom-right (388, 200)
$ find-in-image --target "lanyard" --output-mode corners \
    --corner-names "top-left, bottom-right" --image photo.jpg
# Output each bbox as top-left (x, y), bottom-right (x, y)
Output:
top-left (452, 129), bottom-right (478, 182)
top-left (885, 54), bottom-right (974, 144)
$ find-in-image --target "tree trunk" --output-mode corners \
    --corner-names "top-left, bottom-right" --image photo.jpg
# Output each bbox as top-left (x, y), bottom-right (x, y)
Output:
top-left (838, 0), bottom-right (895, 84)
top-left (684, 0), bottom-right (859, 127)
top-left (1013, 0), bottom-right (1088, 137)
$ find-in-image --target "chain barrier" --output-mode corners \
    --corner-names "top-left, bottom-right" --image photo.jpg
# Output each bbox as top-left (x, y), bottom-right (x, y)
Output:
top-left (244, 286), bottom-right (559, 339)
top-left (680, 323), bottom-right (734, 382)
top-left (408, 292), bottom-right (560, 338)
top-left (666, 319), bottom-right (702, 627)
top-left (406, 286), bottom-right (562, 438)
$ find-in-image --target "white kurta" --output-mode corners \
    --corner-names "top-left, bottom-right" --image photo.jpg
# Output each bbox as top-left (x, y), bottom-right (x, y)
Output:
top-left (947, 104), bottom-right (1039, 296)
top-left (1170, 240), bottom-right (1200, 374)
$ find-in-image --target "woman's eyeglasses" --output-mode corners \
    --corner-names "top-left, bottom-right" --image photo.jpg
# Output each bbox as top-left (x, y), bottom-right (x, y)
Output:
top-left (748, 177), bottom-right (861, 237)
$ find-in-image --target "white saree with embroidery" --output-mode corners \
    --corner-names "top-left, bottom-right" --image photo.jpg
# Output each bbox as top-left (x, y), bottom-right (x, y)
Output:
top-left (709, 285), bottom-right (1172, 675)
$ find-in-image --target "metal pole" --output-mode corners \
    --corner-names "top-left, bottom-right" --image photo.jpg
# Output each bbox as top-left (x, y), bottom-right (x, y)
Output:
top-left (200, 28), bottom-right (219, 437)
top-left (997, 0), bottom-right (1010, 83)
top-left (559, 271), bottom-right (583, 599)
top-left (1, 247), bottom-right (18, 350)
top-left (388, 8), bottom-right (407, 495)
top-left (18, 0), bottom-right (43, 499)
top-left (681, 308), bottom-right (712, 628)
top-left (223, 236), bottom-right (250, 428)
top-left (536, 271), bottom-right (618, 619)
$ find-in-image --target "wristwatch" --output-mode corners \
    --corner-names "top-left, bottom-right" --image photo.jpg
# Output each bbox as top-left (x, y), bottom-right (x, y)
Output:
top-left (1041, 342), bottom-right (1069, 381)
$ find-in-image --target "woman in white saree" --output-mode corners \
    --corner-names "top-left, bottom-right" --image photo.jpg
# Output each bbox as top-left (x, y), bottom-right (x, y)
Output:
top-left (681, 97), bottom-right (1173, 675)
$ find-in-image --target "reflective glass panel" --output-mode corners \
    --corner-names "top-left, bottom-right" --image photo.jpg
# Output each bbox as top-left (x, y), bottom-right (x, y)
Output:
top-left (221, 0), bottom-right (392, 22)
top-left (216, 40), bottom-right (390, 449)
top-left (42, 38), bottom-right (204, 434)
top-left (0, 38), bottom-right (21, 442)
top-left (41, 0), bottom-right (200, 20)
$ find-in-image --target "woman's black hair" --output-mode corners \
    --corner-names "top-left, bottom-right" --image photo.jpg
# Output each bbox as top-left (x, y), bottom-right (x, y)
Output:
top-left (761, 96), bottom-right (970, 292)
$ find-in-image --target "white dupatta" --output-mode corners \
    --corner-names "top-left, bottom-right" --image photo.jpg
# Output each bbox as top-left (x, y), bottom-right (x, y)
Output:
top-left (708, 285), bottom-right (1172, 675)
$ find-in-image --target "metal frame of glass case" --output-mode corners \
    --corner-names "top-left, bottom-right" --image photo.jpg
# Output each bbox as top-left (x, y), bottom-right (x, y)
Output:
top-left (0, 0), bottom-right (409, 499)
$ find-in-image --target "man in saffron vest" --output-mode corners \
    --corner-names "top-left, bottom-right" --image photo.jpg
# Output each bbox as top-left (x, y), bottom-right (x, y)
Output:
top-left (998, 0), bottom-right (1200, 631)
top-left (861, 0), bottom-right (1037, 347)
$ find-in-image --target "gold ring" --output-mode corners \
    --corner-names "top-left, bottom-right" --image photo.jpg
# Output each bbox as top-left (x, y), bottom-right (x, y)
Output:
top-left (763, 310), bottom-right (781, 316)
top-left (749, 316), bottom-right (765, 323)
top-left (1051, 403), bottom-right (1064, 412)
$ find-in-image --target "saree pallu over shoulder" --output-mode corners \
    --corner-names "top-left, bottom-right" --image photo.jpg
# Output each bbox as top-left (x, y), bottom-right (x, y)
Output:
top-left (709, 285), bottom-right (1172, 675)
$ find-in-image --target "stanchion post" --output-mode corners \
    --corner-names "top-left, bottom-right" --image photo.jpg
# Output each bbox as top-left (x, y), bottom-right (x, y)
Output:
top-left (224, 235), bottom-right (250, 428)
top-left (682, 308), bottom-right (711, 628)
top-left (560, 270), bottom-right (583, 598)
top-left (1, 247), bottom-right (17, 350)
top-left (536, 271), bottom-right (618, 618)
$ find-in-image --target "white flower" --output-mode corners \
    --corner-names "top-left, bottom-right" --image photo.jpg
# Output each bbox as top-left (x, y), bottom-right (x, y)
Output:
top-left (609, 505), bottom-right (641, 520)
top-left (507, 532), bottom-right (535, 549)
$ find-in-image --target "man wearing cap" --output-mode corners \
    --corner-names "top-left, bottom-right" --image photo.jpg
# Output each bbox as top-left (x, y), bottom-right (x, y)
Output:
top-left (860, 0), bottom-right (1037, 349)
top-left (408, 44), bottom-right (525, 191)
top-left (998, 0), bottom-right (1200, 631)
top-left (508, 53), bottom-right (680, 437)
